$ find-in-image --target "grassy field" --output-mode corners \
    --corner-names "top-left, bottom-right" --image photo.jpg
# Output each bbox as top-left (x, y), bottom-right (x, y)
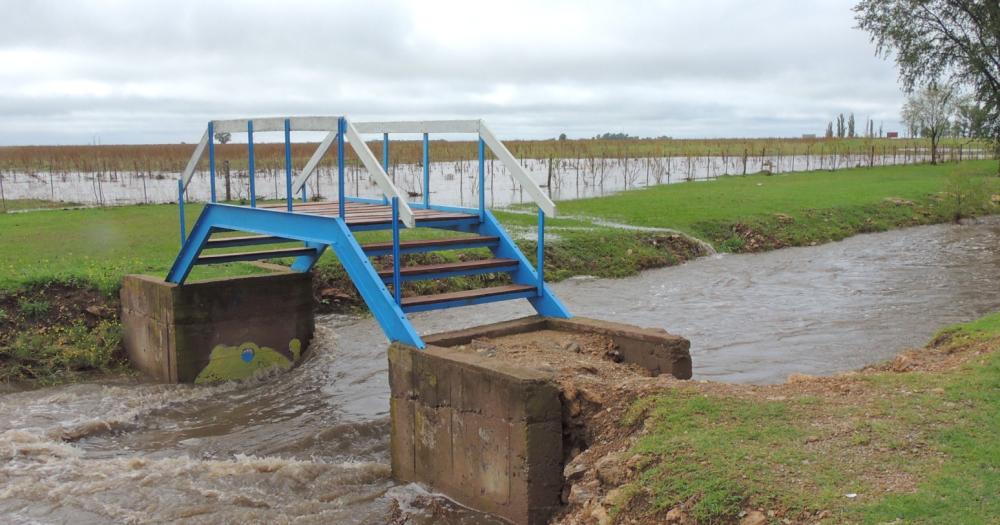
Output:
top-left (0, 136), bottom-right (990, 175)
top-left (0, 198), bottom-right (81, 212)
top-left (614, 310), bottom-right (1000, 523)
top-left (0, 159), bottom-right (996, 293)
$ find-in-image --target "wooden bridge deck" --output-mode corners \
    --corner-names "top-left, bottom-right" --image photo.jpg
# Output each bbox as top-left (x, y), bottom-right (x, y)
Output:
top-left (260, 201), bottom-right (477, 227)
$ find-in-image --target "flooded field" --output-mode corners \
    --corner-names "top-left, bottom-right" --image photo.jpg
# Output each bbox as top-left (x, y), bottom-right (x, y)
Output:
top-left (3, 147), bottom-right (982, 208)
top-left (1, 218), bottom-right (999, 523)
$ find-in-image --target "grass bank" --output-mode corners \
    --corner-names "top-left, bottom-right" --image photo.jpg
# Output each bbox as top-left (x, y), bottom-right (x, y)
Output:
top-left (594, 310), bottom-right (1000, 524)
top-left (0, 160), bottom-right (997, 384)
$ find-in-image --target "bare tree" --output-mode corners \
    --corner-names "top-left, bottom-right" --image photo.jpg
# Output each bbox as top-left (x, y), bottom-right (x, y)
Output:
top-left (901, 83), bottom-right (958, 164)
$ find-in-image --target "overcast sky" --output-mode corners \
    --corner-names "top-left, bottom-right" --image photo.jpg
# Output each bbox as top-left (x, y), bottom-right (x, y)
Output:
top-left (0, 0), bottom-right (904, 145)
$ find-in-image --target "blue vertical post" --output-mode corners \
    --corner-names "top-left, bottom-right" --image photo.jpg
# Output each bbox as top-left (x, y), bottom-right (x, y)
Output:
top-left (391, 196), bottom-right (402, 305)
top-left (300, 121), bottom-right (307, 204)
top-left (337, 117), bottom-right (346, 220)
top-left (382, 133), bottom-right (390, 205)
top-left (178, 179), bottom-right (186, 246)
top-left (284, 118), bottom-right (293, 212)
top-left (247, 120), bottom-right (256, 208)
top-left (422, 132), bottom-right (429, 207)
top-left (207, 122), bottom-right (217, 203)
top-left (478, 137), bottom-right (486, 220)
top-left (537, 209), bottom-right (545, 295)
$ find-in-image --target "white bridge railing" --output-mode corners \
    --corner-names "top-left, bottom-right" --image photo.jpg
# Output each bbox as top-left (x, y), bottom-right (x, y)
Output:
top-left (176, 117), bottom-right (555, 234)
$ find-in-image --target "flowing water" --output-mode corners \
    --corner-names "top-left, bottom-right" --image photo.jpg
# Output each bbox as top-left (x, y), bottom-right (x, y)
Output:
top-left (2, 219), bottom-right (999, 523)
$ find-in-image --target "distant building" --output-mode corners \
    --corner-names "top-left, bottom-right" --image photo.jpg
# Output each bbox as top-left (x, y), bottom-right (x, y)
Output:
top-left (886, 131), bottom-right (899, 138)
top-left (801, 133), bottom-right (817, 139)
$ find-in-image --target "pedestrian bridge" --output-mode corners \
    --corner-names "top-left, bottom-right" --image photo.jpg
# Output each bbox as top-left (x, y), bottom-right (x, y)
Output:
top-left (166, 117), bottom-right (571, 348)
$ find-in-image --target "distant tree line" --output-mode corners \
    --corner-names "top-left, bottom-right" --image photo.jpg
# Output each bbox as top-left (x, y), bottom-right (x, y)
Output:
top-left (823, 113), bottom-right (885, 139)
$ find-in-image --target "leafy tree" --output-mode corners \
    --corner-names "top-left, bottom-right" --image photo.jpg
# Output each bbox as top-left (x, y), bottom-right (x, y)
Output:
top-left (848, 113), bottom-right (856, 138)
top-left (836, 113), bottom-right (846, 138)
top-left (954, 97), bottom-right (991, 137)
top-left (214, 131), bottom-right (232, 145)
top-left (825, 121), bottom-right (835, 138)
top-left (558, 133), bottom-right (567, 141)
top-left (855, 0), bottom-right (1000, 171)
top-left (902, 83), bottom-right (958, 164)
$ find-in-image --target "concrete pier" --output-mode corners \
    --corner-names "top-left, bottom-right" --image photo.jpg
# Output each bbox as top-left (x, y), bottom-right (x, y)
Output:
top-left (120, 271), bottom-right (313, 383)
top-left (389, 316), bottom-right (691, 524)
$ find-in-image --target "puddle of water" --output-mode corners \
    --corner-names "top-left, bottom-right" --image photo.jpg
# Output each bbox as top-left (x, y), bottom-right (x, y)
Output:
top-left (1, 219), bottom-right (998, 523)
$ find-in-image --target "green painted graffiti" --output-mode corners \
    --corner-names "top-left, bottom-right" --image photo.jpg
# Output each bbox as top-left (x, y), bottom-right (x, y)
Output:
top-left (194, 338), bottom-right (302, 384)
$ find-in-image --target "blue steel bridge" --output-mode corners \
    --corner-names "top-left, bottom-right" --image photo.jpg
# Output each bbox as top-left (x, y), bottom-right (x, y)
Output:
top-left (166, 117), bottom-right (571, 348)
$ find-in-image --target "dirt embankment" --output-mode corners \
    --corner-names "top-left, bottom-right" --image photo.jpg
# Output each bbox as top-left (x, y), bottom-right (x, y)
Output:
top-left (460, 322), bottom-right (999, 525)
top-left (0, 284), bottom-right (117, 347)
top-left (0, 283), bottom-right (122, 385)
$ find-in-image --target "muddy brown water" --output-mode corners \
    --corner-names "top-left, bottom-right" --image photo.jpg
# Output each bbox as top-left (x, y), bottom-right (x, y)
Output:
top-left (1, 219), bottom-right (998, 523)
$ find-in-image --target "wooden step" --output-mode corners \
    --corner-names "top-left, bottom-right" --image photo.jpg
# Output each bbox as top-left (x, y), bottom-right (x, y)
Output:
top-left (204, 235), bottom-right (292, 249)
top-left (195, 247), bottom-right (318, 265)
top-left (361, 235), bottom-right (499, 256)
top-left (378, 258), bottom-right (517, 281)
top-left (401, 284), bottom-right (537, 308)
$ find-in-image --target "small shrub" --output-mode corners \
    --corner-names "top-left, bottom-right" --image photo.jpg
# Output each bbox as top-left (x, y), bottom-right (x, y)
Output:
top-left (940, 170), bottom-right (993, 222)
top-left (17, 298), bottom-right (51, 318)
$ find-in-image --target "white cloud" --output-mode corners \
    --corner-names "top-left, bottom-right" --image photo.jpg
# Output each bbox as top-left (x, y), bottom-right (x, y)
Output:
top-left (0, 0), bottom-right (904, 144)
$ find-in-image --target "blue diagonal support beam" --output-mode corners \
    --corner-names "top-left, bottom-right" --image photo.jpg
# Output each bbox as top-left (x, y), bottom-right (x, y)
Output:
top-left (164, 204), bottom-right (423, 348)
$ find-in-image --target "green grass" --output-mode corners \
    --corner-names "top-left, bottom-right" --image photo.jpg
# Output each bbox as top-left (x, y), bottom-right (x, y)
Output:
top-left (0, 160), bottom-right (996, 296)
top-left (619, 311), bottom-right (1000, 523)
top-left (0, 319), bottom-right (124, 384)
top-left (1, 198), bottom-right (81, 212)
top-left (550, 160), bottom-right (999, 251)
top-left (854, 314), bottom-right (1000, 524)
top-left (0, 203), bottom-right (261, 293)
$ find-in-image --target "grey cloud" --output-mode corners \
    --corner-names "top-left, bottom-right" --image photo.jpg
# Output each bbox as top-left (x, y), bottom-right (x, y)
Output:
top-left (0, 0), bottom-right (904, 145)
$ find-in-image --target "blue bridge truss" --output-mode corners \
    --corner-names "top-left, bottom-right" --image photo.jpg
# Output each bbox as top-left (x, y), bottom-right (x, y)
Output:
top-left (166, 117), bottom-right (571, 349)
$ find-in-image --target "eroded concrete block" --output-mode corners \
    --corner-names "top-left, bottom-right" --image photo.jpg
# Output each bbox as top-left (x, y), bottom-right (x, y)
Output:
top-left (121, 272), bottom-right (313, 383)
top-left (389, 342), bottom-right (562, 525)
top-left (389, 315), bottom-right (692, 525)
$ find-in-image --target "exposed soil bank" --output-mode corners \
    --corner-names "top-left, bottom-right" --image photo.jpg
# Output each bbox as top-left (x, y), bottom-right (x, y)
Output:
top-left (0, 283), bottom-right (125, 385)
top-left (550, 323), bottom-right (1000, 524)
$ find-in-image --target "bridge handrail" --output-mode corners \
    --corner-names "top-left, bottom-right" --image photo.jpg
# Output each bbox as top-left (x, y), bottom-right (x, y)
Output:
top-left (177, 116), bottom-right (416, 228)
top-left (347, 119), bottom-right (558, 217)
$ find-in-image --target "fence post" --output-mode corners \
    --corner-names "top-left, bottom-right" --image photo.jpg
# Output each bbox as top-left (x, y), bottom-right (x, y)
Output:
top-left (284, 118), bottom-right (293, 212)
top-left (208, 121), bottom-right (217, 203)
top-left (224, 160), bottom-right (231, 202)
